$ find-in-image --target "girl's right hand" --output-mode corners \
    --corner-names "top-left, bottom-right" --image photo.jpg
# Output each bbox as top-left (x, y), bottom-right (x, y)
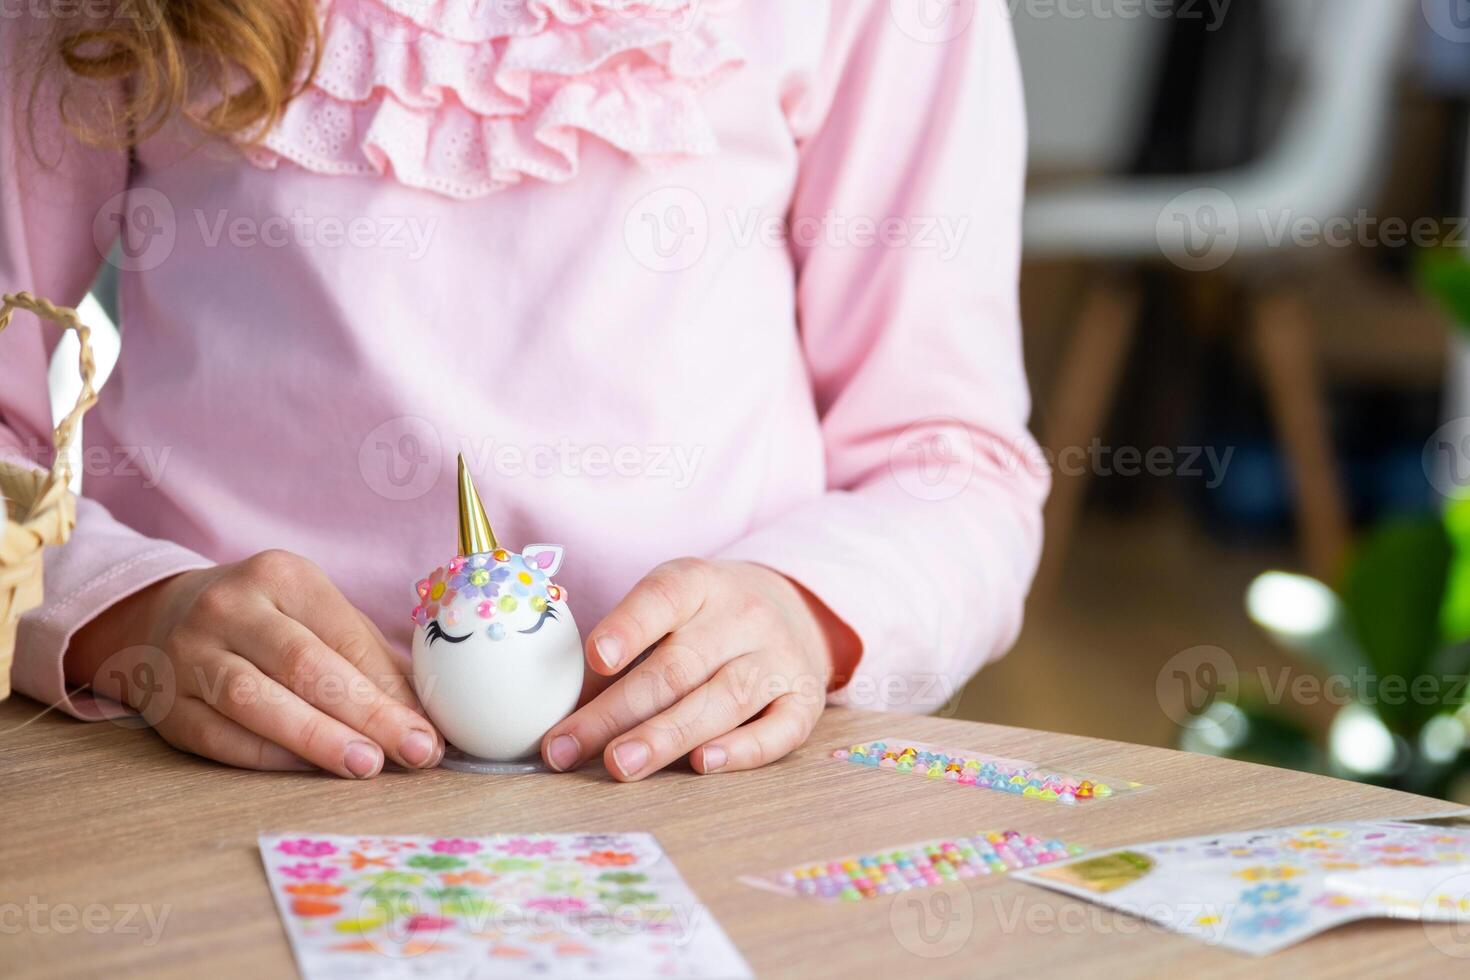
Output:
top-left (65, 550), bottom-right (444, 778)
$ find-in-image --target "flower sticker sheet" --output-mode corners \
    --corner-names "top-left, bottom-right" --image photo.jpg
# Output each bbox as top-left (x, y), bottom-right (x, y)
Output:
top-left (1013, 814), bottom-right (1470, 955)
top-left (258, 833), bottom-right (751, 979)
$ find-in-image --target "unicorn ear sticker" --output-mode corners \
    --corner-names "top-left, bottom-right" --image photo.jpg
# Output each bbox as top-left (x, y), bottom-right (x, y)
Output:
top-left (409, 455), bottom-right (584, 772)
top-left (521, 545), bottom-right (564, 577)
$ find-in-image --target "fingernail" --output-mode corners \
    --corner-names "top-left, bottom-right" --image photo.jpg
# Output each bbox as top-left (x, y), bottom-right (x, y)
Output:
top-left (399, 730), bottom-right (435, 768)
top-left (595, 634), bottom-right (625, 671)
top-left (345, 741), bottom-right (382, 778)
top-left (701, 745), bottom-right (727, 773)
top-left (547, 734), bottom-right (581, 772)
top-left (612, 739), bottom-right (649, 778)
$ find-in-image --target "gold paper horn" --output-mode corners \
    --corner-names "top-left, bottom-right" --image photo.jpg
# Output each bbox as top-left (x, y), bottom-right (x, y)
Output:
top-left (457, 453), bottom-right (498, 556)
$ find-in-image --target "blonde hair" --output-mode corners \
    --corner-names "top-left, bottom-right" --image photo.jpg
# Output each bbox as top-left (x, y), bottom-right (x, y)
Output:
top-left (41, 1), bottom-right (319, 147)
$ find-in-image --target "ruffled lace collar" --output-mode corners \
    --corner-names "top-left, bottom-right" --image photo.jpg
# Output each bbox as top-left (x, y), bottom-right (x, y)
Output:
top-left (243, 0), bottom-right (744, 199)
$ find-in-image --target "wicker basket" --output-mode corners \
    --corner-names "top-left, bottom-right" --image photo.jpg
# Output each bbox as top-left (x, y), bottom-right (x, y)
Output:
top-left (0, 292), bottom-right (98, 701)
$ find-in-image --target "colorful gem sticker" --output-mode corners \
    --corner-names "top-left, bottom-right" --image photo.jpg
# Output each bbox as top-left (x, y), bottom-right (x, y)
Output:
top-left (412, 547), bottom-right (570, 644)
top-left (740, 830), bottom-right (1087, 902)
top-left (833, 739), bottom-right (1146, 804)
top-left (259, 833), bottom-right (751, 978)
top-left (1015, 814), bottom-right (1470, 956)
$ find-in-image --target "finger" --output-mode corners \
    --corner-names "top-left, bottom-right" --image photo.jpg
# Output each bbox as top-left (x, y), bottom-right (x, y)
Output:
top-left (155, 696), bottom-right (317, 772)
top-left (603, 656), bottom-right (773, 782)
top-left (577, 665), bottom-right (616, 707)
top-left (350, 608), bottom-right (427, 715)
top-left (208, 656), bottom-right (388, 779)
top-left (255, 552), bottom-right (430, 717)
top-left (586, 558), bottom-right (711, 675)
top-left (224, 608), bottom-right (443, 769)
top-left (541, 624), bottom-right (733, 772)
top-left (689, 693), bottom-right (818, 775)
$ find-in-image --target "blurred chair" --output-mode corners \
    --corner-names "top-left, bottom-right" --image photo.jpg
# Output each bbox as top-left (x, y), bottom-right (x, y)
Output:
top-left (1019, 0), bottom-right (1412, 594)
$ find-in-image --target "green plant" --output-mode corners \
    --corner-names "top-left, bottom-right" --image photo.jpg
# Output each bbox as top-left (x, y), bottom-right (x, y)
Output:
top-left (1202, 494), bottom-right (1470, 801)
top-left (1187, 250), bottom-right (1470, 799)
top-left (1417, 247), bottom-right (1470, 335)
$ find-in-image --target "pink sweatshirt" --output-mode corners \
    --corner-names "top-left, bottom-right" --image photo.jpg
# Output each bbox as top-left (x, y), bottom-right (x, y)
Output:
top-left (1, 0), bottom-right (1046, 720)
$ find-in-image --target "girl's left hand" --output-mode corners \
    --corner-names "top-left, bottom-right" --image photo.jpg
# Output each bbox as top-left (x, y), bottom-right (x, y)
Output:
top-left (539, 559), bottom-right (857, 780)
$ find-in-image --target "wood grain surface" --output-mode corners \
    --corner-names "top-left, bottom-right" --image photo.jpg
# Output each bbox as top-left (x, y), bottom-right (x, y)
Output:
top-left (2, 698), bottom-right (1467, 978)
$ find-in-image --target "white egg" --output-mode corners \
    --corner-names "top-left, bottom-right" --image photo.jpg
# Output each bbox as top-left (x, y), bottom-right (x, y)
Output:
top-left (409, 549), bottom-right (584, 763)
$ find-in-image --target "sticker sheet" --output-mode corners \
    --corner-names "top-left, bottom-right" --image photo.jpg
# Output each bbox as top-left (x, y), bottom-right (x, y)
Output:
top-left (258, 833), bottom-right (751, 979)
top-left (834, 739), bottom-right (1147, 804)
top-left (740, 830), bottom-right (1087, 902)
top-left (1013, 814), bottom-right (1470, 955)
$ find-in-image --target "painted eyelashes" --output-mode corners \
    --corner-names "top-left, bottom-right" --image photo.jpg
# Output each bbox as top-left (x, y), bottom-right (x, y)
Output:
top-left (426, 621), bottom-right (473, 646)
top-left (519, 607), bottom-right (559, 635)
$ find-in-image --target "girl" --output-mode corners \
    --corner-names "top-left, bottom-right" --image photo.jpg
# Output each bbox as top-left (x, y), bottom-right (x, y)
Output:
top-left (1, 0), bottom-right (1046, 780)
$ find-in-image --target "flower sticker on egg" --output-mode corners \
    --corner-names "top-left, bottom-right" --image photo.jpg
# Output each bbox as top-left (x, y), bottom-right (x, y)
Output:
top-left (414, 566), bottom-right (458, 623)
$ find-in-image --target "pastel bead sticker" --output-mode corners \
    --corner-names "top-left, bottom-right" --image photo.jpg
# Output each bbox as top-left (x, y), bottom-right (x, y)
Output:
top-left (741, 830), bottom-right (1088, 902)
top-left (834, 739), bottom-right (1146, 805)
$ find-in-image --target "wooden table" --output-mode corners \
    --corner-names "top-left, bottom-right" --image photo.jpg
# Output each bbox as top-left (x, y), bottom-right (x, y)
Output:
top-left (2, 698), bottom-right (1467, 978)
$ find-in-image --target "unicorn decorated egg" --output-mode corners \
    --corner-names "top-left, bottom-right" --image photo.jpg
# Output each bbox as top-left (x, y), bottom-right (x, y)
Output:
top-left (409, 456), bottom-right (583, 765)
